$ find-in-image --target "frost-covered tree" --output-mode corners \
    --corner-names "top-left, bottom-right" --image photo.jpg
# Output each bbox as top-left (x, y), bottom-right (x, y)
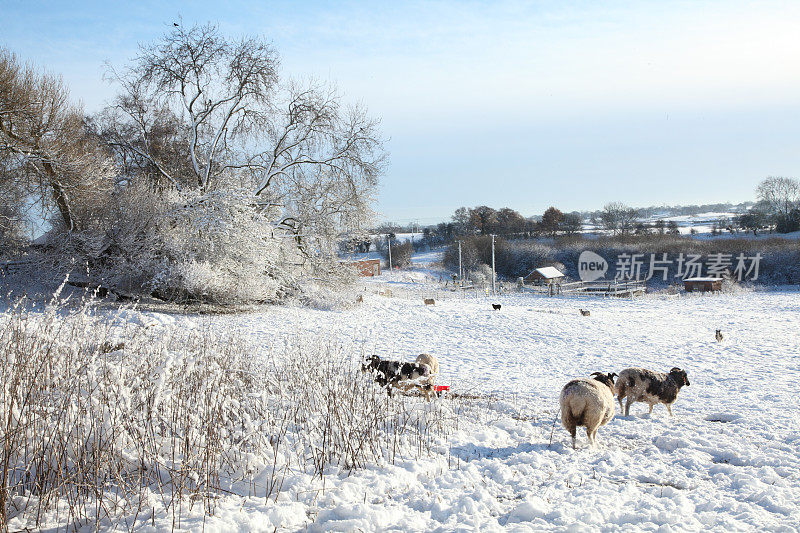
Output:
top-left (105, 23), bottom-right (384, 247)
top-left (84, 23), bottom-right (386, 303)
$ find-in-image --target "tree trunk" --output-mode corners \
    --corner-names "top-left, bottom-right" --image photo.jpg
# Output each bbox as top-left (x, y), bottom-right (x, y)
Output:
top-left (43, 161), bottom-right (76, 232)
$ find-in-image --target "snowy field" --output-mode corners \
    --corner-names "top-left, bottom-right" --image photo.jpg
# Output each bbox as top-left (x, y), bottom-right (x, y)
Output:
top-left (5, 268), bottom-right (799, 531)
top-left (172, 276), bottom-right (800, 531)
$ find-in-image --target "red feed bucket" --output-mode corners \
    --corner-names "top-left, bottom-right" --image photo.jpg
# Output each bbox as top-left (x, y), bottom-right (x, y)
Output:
top-left (434, 385), bottom-right (450, 392)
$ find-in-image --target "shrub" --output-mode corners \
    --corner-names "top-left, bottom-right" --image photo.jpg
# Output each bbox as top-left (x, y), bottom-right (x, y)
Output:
top-left (384, 241), bottom-right (413, 268)
top-left (0, 294), bottom-right (455, 529)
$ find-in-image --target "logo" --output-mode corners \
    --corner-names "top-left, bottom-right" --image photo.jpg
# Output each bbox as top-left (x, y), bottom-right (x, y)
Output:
top-left (578, 251), bottom-right (608, 281)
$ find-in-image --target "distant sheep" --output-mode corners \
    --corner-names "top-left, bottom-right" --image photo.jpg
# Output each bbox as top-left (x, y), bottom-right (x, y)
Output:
top-left (715, 329), bottom-right (723, 342)
top-left (616, 367), bottom-right (690, 416)
top-left (580, 309), bottom-right (590, 316)
top-left (492, 304), bottom-right (501, 311)
top-left (424, 298), bottom-right (435, 306)
top-left (559, 372), bottom-right (617, 449)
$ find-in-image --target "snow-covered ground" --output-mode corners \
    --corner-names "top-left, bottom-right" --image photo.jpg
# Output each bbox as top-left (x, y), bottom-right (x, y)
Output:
top-left (8, 254), bottom-right (799, 531)
top-left (175, 270), bottom-right (798, 530)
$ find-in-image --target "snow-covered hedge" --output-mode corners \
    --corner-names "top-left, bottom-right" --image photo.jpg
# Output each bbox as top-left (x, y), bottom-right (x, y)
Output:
top-left (43, 186), bottom-right (347, 305)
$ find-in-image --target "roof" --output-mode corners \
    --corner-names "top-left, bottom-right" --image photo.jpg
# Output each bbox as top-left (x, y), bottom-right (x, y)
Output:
top-left (528, 266), bottom-right (565, 279)
top-left (683, 277), bottom-right (723, 282)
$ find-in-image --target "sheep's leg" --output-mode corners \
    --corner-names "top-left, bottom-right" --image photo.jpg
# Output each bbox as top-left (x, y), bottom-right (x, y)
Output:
top-left (565, 423), bottom-right (577, 449)
top-left (624, 397), bottom-right (633, 416)
top-left (667, 404), bottom-right (673, 416)
top-left (648, 404), bottom-right (654, 414)
top-left (586, 427), bottom-right (593, 448)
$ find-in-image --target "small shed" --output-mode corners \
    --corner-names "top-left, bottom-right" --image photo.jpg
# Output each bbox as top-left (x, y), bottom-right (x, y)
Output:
top-left (684, 277), bottom-right (722, 293)
top-left (524, 266), bottom-right (565, 285)
top-left (345, 259), bottom-right (381, 277)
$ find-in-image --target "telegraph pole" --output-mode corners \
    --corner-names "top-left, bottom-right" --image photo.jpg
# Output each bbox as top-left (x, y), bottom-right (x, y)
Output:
top-left (387, 234), bottom-right (393, 271)
top-left (458, 240), bottom-right (462, 286)
top-left (491, 234), bottom-right (496, 295)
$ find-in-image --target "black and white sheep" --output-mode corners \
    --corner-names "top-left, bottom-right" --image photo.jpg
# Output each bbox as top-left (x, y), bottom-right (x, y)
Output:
top-left (362, 354), bottom-right (432, 397)
top-left (616, 367), bottom-right (690, 416)
top-left (559, 372), bottom-right (617, 449)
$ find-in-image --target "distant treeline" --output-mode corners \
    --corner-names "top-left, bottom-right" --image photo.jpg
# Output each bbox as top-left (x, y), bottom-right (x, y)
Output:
top-left (443, 234), bottom-right (800, 286)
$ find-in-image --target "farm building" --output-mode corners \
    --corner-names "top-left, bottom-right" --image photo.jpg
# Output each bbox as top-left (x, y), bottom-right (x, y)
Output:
top-left (684, 277), bottom-right (723, 293)
top-left (524, 266), bottom-right (565, 285)
top-left (344, 259), bottom-right (381, 277)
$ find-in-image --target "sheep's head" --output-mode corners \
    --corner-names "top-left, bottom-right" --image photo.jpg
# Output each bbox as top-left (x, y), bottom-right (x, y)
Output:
top-left (669, 367), bottom-right (690, 387)
top-left (400, 362), bottom-right (430, 380)
top-left (590, 372), bottom-right (617, 393)
top-left (362, 354), bottom-right (381, 373)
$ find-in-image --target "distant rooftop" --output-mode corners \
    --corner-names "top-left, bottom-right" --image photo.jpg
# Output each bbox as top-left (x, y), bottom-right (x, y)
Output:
top-left (530, 266), bottom-right (565, 279)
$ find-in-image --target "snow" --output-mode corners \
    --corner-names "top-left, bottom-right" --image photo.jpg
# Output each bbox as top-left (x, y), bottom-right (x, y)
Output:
top-left (528, 266), bottom-right (565, 279)
top-left (187, 277), bottom-right (798, 530)
top-left (8, 253), bottom-right (800, 531)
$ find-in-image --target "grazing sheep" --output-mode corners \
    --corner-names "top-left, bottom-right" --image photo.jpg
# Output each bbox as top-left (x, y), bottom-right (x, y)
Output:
top-left (616, 367), bottom-right (691, 416)
top-left (362, 354), bottom-right (432, 398)
top-left (492, 303), bottom-right (502, 310)
top-left (424, 298), bottom-right (435, 306)
top-left (415, 353), bottom-right (439, 379)
top-left (559, 372), bottom-right (617, 449)
top-left (580, 309), bottom-right (590, 316)
top-left (715, 329), bottom-right (723, 342)
top-left (414, 353), bottom-right (440, 399)
top-left (361, 354), bottom-right (401, 390)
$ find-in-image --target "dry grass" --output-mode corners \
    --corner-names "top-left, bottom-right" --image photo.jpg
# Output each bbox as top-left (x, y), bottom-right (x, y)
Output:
top-left (0, 288), bottom-right (459, 531)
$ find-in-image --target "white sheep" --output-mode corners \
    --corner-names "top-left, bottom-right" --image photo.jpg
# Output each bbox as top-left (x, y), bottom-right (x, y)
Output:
top-left (559, 372), bottom-right (617, 449)
top-left (395, 353), bottom-right (439, 400)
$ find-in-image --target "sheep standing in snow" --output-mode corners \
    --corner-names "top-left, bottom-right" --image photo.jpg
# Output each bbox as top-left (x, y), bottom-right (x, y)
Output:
top-left (616, 367), bottom-right (690, 416)
top-left (392, 353), bottom-right (440, 400)
top-left (559, 372), bottom-right (617, 449)
top-left (362, 354), bottom-right (433, 398)
top-left (413, 353), bottom-right (440, 400)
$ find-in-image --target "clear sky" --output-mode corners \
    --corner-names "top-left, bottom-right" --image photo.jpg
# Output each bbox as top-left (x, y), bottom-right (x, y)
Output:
top-left (2, 0), bottom-right (799, 224)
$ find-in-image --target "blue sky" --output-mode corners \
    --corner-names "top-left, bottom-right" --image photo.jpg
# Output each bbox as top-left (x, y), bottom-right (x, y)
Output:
top-left (2, 0), bottom-right (799, 224)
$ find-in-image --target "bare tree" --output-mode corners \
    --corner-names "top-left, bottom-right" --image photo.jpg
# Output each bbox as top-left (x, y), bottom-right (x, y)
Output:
top-left (0, 48), bottom-right (113, 233)
top-left (496, 207), bottom-right (526, 235)
top-left (106, 23), bottom-right (384, 247)
top-left (756, 176), bottom-right (800, 233)
top-left (600, 202), bottom-right (639, 236)
top-left (561, 212), bottom-right (583, 235)
top-left (451, 207), bottom-right (471, 236)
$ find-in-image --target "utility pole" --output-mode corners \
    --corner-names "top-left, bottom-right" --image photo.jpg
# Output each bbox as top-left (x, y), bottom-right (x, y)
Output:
top-left (491, 234), bottom-right (496, 295)
top-left (387, 234), bottom-right (393, 271)
top-left (458, 240), bottom-right (462, 286)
